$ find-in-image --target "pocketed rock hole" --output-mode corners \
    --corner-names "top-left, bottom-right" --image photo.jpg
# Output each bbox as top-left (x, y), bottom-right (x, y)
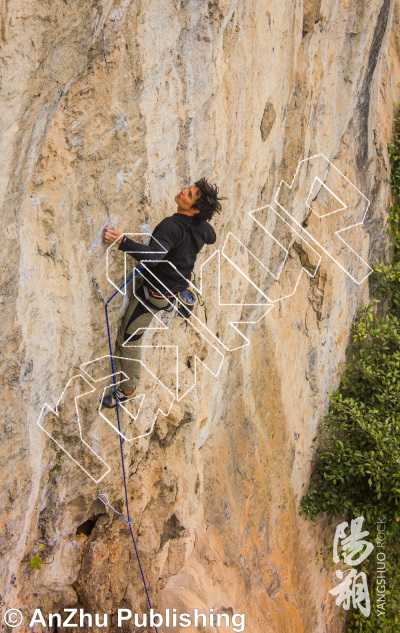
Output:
top-left (76, 513), bottom-right (105, 537)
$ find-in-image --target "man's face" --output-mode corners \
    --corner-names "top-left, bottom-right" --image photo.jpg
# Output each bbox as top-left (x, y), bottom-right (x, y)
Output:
top-left (175, 185), bottom-right (201, 213)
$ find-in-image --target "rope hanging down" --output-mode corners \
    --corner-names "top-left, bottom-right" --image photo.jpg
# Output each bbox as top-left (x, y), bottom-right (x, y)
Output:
top-left (101, 267), bottom-right (159, 633)
top-left (98, 264), bottom-right (203, 630)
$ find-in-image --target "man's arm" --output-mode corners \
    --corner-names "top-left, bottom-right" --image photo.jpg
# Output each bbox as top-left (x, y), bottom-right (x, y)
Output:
top-left (118, 234), bottom-right (170, 262)
top-left (102, 218), bottom-right (181, 262)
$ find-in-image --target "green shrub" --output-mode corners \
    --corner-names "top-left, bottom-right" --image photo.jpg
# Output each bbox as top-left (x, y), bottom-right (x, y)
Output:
top-left (300, 107), bottom-right (400, 631)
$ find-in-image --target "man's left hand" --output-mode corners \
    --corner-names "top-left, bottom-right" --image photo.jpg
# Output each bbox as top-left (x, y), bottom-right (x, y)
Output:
top-left (102, 226), bottom-right (123, 245)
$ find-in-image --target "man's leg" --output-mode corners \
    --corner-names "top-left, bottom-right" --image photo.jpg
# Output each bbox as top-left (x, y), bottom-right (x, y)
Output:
top-left (114, 289), bottom-right (155, 393)
top-left (103, 281), bottom-right (169, 407)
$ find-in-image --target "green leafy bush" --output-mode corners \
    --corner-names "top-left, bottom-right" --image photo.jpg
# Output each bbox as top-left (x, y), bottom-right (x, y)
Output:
top-left (300, 107), bottom-right (400, 631)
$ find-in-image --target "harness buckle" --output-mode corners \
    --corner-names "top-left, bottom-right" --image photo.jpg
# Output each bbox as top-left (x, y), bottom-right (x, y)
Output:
top-left (143, 284), bottom-right (150, 302)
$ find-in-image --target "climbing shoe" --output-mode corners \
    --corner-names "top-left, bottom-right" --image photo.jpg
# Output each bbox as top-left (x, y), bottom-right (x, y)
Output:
top-left (101, 387), bottom-right (136, 409)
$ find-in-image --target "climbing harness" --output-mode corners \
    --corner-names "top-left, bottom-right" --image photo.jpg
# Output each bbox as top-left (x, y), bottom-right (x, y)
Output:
top-left (142, 283), bottom-right (175, 312)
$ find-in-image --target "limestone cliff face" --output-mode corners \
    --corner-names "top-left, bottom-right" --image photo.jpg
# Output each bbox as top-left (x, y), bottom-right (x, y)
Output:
top-left (1, 0), bottom-right (400, 631)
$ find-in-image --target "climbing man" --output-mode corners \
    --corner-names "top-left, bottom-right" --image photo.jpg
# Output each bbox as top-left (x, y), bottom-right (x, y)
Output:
top-left (101, 177), bottom-right (226, 408)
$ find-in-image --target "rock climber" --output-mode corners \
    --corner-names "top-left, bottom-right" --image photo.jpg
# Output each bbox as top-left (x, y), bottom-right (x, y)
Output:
top-left (101, 177), bottom-right (226, 408)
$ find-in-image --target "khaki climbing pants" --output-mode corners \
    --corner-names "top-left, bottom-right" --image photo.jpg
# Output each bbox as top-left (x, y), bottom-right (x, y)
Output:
top-left (113, 276), bottom-right (170, 391)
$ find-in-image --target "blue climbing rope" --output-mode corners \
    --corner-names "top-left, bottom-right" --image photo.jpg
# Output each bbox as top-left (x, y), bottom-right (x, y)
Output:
top-left (102, 267), bottom-right (158, 633)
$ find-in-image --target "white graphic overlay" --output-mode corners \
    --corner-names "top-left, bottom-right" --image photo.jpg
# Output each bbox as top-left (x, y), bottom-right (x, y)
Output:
top-left (4, 610), bottom-right (23, 627)
top-left (329, 516), bottom-right (374, 617)
top-left (37, 155), bottom-right (372, 480)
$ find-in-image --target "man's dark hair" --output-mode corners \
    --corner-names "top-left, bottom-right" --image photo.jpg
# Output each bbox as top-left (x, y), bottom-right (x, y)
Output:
top-left (192, 177), bottom-right (227, 223)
